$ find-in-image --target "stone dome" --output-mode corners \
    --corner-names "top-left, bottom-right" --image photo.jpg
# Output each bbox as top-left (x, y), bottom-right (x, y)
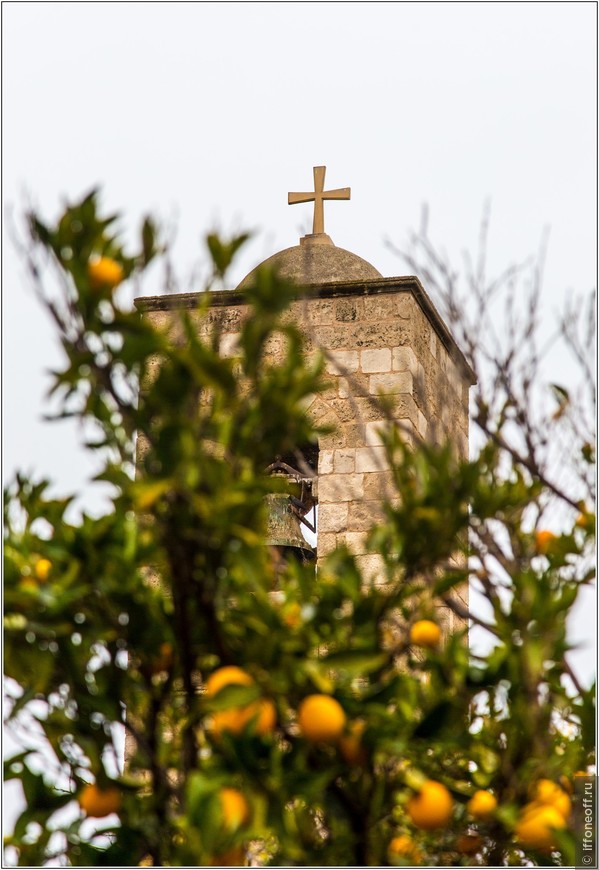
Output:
top-left (236, 233), bottom-right (382, 289)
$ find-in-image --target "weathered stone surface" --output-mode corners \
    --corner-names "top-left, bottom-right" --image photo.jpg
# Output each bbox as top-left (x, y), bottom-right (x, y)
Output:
top-left (363, 471), bottom-right (394, 501)
top-left (220, 333), bottom-right (240, 358)
top-left (363, 295), bottom-right (409, 321)
top-left (309, 398), bottom-right (340, 426)
top-left (334, 449), bottom-right (356, 474)
top-left (318, 502), bottom-right (349, 533)
top-left (325, 350), bottom-right (359, 375)
top-left (355, 554), bottom-right (386, 586)
top-left (392, 346), bottom-right (419, 374)
top-left (362, 420), bottom-right (389, 446)
top-left (338, 374), bottom-right (370, 399)
top-left (369, 372), bottom-right (413, 395)
top-left (355, 322), bottom-right (410, 349)
top-left (329, 397), bottom-right (384, 424)
top-left (319, 428), bottom-right (348, 450)
top-left (303, 299), bottom-right (335, 325)
top-left (347, 499), bottom-right (386, 531)
top-left (318, 450), bottom-right (334, 475)
top-left (318, 473), bottom-right (364, 503)
top-left (135, 278), bottom-right (474, 615)
top-left (355, 446), bottom-right (389, 473)
top-left (361, 348), bottom-right (392, 373)
top-left (336, 298), bottom-right (364, 322)
top-left (429, 329), bottom-right (438, 359)
top-left (339, 531), bottom-right (369, 555)
top-left (236, 242), bottom-right (382, 289)
top-left (316, 533), bottom-right (337, 556)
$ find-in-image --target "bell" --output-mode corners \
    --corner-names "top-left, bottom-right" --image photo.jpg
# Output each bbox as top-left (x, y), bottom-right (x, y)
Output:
top-left (265, 493), bottom-right (315, 562)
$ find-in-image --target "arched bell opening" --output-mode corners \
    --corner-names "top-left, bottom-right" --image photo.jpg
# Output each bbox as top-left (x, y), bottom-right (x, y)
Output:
top-left (265, 444), bottom-right (318, 571)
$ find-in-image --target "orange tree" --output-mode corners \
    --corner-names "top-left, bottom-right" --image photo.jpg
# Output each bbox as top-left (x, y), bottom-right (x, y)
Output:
top-left (4, 190), bottom-right (595, 866)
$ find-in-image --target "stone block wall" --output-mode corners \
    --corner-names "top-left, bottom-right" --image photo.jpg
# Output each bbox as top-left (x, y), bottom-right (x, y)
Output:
top-left (136, 276), bottom-right (474, 595)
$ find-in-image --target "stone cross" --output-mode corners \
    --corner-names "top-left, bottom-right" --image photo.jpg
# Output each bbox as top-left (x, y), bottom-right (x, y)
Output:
top-left (288, 166), bottom-right (351, 235)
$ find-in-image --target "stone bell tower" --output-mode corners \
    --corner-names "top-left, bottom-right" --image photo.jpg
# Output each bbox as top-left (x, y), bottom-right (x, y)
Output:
top-left (136, 166), bottom-right (474, 628)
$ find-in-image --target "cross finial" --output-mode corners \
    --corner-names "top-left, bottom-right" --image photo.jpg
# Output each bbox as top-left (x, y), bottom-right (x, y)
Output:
top-left (288, 166), bottom-right (351, 236)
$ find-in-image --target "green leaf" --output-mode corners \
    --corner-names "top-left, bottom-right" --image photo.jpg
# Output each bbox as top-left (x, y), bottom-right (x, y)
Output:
top-left (141, 217), bottom-right (157, 266)
top-left (205, 683), bottom-right (261, 712)
top-left (4, 752), bottom-right (29, 780)
top-left (322, 649), bottom-right (388, 677)
top-left (20, 764), bottom-right (73, 813)
top-left (412, 700), bottom-right (454, 738)
top-left (206, 232), bottom-right (251, 279)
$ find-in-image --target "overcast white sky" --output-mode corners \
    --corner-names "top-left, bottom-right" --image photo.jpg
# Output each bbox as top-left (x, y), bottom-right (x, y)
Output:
top-left (3, 0), bottom-right (596, 754)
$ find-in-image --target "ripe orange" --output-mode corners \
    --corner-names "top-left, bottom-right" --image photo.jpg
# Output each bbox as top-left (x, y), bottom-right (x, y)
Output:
top-left (387, 834), bottom-right (422, 863)
top-left (515, 803), bottom-right (566, 850)
top-left (87, 256), bottom-right (124, 291)
top-left (297, 694), bottom-right (346, 743)
top-left (79, 783), bottom-right (121, 817)
top-left (205, 667), bottom-right (275, 737)
top-left (575, 507), bottom-right (594, 531)
top-left (34, 558), bottom-right (52, 581)
top-left (209, 846), bottom-right (246, 866)
top-left (409, 620), bottom-right (442, 648)
top-left (218, 787), bottom-right (250, 832)
top-left (206, 666), bottom-right (253, 696)
top-left (530, 779), bottom-right (571, 820)
top-left (251, 698), bottom-right (277, 736)
top-left (534, 530), bottom-right (557, 555)
top-left (466, 789), bottom-right (497, 820)
top-left (282, 602), bottom-right (302, 628)
top-left (206, 667), bottom-right (255, 735)
top-left (338, 720), bottom-right (367, 765)
top-left (407, 780), bottom-right (453, 830)
top-left (211, 707), bottom-right (253, 735)
top-left (151, 642), bottom-right (174, 674)
top-left (456, 833), bottom-right (483, 854)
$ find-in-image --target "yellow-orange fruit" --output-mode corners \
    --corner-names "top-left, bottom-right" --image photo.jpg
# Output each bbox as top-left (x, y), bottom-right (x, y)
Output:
top-left (387, 834), bottom-right (422, 863)
top-left (206, 667), bottom-right (254, 735)
top-left (282, 602), bottom-right (302, 628)
top-left (87, 256), bottom-right (124, 291)
top-left (407, 780), bottom-right (454, 830)
top-left (409, 620), bottom-right (442, 648)
top-left (205, 667), bottom-right (275, 736)
top-left (251, 698), bottom-right (276, 735)
top-left (151, 642), bottom-right (174, 674)
top-left (530, 780), bottom-right (571, 820)
top-left (79, 783), bottom-right (121, 817)
top-left (209, 846), bottom-right (246, 866)
top-left (456, 833), bottom-right (483, 854)
top-left (297, 694), bottom-right (346, 743)
top-left (534, 530), bottom-right (557, 555)
top-left (211, 707), bottom-right (254, 735)
top-left (338, 720), bottom-right (367, 765)
top-left (515, 803), bottom-right (566, 850)
top-left (575, 508), bottom-right (594, 531)
top-left (218, 787), bottom-right (250, 832)
top-left (206, 666), bottom-right (253, 697)
top-left (466, 789), bottom-right (498, 820)
top-left (34, 558), bottom-right (52, 581)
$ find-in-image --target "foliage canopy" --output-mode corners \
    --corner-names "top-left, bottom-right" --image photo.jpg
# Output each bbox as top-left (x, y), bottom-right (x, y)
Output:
top-left (4, 191), bottom-right (595, 866)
